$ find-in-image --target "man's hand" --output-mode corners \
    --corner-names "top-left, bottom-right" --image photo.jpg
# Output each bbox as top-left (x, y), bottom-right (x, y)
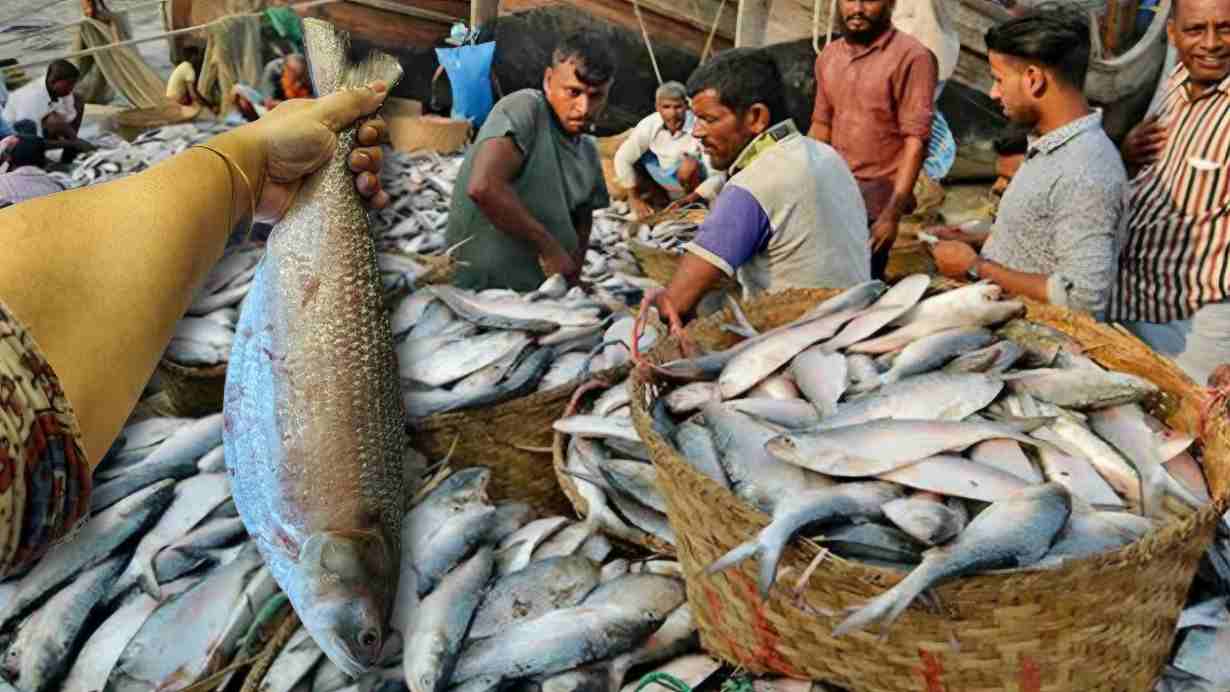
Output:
top-left (870, 214), bottom-right (900, 254)
top-left (931, 240), bottom-right (980, 279)
top-left (667, 191), bottom-right (703, 211)
top-left (1209, 363), bottom-right (1230, 390)
top-left (1122, 115), bottom-right (1168, 169)
top-left (230, 81), bottom-right (391, 223)
top-left (928, 225), bottom-right (975, 242)
top-left (540, 240), bottom-right (580, 283)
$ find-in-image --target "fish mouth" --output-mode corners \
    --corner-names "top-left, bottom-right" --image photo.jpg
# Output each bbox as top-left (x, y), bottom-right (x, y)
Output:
top-left (326, 633), bottom-right (372, 679)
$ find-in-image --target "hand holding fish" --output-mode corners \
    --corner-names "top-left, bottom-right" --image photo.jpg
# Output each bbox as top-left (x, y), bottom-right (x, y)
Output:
top-left (226, 80), bottom-right (393, 223)
top-left (931, 240), bottom-right (980, 279)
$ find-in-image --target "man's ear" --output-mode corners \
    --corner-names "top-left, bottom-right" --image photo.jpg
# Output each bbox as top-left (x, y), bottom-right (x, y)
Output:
top-left (543, 66), bottom-right (552, 92)
top-left (1024, 64), bottom-right (1048, 99)
top-left (744, 103), bottom-right (773, 135)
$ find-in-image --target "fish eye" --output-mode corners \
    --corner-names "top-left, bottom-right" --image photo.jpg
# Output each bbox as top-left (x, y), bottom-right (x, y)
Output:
top-left (359, 627), bottom-right (380, 649)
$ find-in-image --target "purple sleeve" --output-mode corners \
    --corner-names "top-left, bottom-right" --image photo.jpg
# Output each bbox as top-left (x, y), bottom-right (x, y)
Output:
top-left (686, 186), bottom-right (772, 276)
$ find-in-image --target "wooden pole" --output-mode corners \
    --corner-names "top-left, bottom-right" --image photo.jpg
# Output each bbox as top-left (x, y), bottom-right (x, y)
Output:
top-left (735, 0), bottom-right (772, 47)
top-left (471, 0), bottom-right (499, 28)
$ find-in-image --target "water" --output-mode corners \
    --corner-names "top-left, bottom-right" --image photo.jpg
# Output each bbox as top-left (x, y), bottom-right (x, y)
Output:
top-left (1, 0), bottom-right (176, 93)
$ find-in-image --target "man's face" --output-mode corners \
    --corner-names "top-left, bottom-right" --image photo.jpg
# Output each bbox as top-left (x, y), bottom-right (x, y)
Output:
top-left (840, 0), bottom-right (894, 42)
top-left (544, 59), bottom-right (612, 136)
top-left (690, 89), bottom-right (764, 171)
top-left (656, 97), bottom-right (688, 132)
top-left (49, 79), bottom-right (77, 99)
top-left (989, 52), bottom-right (1039, 127)
top-left (1170, 0), bottom-right (1230, 87)
top-left (286, 57), bottom-right (307, 81)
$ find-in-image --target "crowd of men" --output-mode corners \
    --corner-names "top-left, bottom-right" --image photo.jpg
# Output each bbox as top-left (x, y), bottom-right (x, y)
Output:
top-left (443, 0), bottom-right (1230, 386)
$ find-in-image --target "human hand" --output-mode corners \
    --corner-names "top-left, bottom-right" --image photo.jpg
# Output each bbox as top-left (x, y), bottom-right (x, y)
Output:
top-left (927, 225), bottom-right (975, 243)
top-left (869, 215), bottom-right (899, 254)
top-left (1121, 115), bottom-right (1168, 169)
top-left (931, 240), bottom-right (979, 279)
top-left (629, 196), bottom-right (654, 221)
top-left (226, 81), bottom-right (392, 223)
top-left (539, 240), bottom-right (580, 284)
top-left (666, 191), bottom-right (703, 211)
top-left (1209, 363), bottom-right (1230, 390)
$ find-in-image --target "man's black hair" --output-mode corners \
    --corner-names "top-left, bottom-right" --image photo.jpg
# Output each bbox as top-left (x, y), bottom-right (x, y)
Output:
top-left (8, 137), bottom-right (46, 169)
top-left (993, 132), bottom-right (1029, 156)
top-left (685, 47), bottom-right (785, 125)
top-left (46, 59), bottom-right (81, 84)
top-left (984, 4), bottom-right (1091, 89)
top-left (552, 31), bottom-right (616, 86)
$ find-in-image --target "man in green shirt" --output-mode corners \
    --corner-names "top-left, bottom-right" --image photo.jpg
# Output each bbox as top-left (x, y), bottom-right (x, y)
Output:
top-left (446, 33), bottom-right (615, 291)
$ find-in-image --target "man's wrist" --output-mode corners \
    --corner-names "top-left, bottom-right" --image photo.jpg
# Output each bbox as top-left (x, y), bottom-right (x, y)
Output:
top-left (968, 257), bottom-right (986, 280)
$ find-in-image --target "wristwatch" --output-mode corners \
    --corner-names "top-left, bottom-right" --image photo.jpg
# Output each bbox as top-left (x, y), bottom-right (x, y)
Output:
top-left (967, 259), bottom-right (983, 281)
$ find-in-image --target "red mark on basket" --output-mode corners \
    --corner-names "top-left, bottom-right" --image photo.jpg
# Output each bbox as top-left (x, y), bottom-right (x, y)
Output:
top-left (1019, 655), bottom-right (1041, 692)
top-left (731, 572), bottom-right (805, 678)
top-left (918, 650), bottom-right (945, 692)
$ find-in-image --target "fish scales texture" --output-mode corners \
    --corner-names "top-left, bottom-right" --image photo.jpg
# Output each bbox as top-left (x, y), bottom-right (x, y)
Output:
top-left (224, 19), bottom-right (413, 679)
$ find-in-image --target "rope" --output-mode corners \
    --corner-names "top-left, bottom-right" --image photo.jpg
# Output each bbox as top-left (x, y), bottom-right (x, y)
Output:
top-left (636, 672), bottom-right (693, 692)
top-left (700, 0), bottom-right (728, 64)
top-left (825, 0), bottom-right (838, 46)
top-left (631, 0), bottom-right (663, 86)
top-left (813, 0), bottom-right (821, 54)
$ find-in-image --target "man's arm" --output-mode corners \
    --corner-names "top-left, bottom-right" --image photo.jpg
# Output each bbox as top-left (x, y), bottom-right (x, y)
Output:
top-left (808, 53), bottom-right (833, 142)
top-left (466, 136), bottom-right (576, 277)
top-left (571, 208), bottom-right (594, 282)
top-left (870, 135), bottom-right (926, 252)
top-left (662, 252), bottom-right (726, 316)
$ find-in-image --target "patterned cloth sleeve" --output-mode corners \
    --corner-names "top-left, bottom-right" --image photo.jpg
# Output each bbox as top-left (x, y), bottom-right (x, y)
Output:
top-left (0, 298), bottom-right (91, 577)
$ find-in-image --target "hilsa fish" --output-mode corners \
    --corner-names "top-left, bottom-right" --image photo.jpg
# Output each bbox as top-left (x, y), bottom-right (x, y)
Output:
top-left (223, 19), bottom-right (417, 679)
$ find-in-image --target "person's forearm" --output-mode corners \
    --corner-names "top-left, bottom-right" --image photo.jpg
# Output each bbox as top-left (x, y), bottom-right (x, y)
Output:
top-left (882, 137), bottom-right (926, 222)
top-left (0, 128), bottom-right (258, 466)
top-left (471, 180), bottom-right (558, 253)
top-left (573, 212), bottom-right (593, 260)
top-left (975, 258), bottom-right (1049, 303)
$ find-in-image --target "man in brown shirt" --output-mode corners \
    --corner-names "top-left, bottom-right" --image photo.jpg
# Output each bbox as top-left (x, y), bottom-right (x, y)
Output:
top-left (809, 0), bottom-right (938, 279)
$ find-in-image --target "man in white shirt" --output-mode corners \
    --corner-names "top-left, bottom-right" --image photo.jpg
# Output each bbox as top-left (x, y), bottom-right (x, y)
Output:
top-left (3, 60), bottom-right (90, 164)
top-left (614, 81), bottom-right (724, 218)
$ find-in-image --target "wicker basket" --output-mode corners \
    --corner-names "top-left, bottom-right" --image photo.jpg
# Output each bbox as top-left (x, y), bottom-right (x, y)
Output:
top-left (155, 358), bottom-right (227, 417)
top-left (388, 114), bottom-right (472, 155)
top-left (410, 366), bottom-right (633, 518)
top-left (628, 288), bottom-right (1230, 692)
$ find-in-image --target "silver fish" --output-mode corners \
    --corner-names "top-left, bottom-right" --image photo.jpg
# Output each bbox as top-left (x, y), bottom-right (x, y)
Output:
top-left (497, 517), bottom-right (571, 576)
top-left (97, 413), bottom-right (222, 482)
top-left (1043, 510), bottom-right (1151, 562)
top-left (541, 666), bottom-right (608, 692)
top-left (849, 283), bottom-right (1023, 354)
top-left (452, 342), bottom-right (530, 396)
top-left (90, 452), bottom-right (198, 514)
top-left (567, 440), bottom-right (647, 546)
top-left (664, 383), bottom-right (722, 415)
top-left (4, 556), bottom-right (125, 692)
top-left (582, 573), bottom-right (687, 620)
top-left (769, 417), bottom-right (1047, 477)
top-left (834, 483), bottom-right (1071, 636)
top-left (61, 578), bottom-right (198, 692)
top-left (672, 422), bottom-right (729, 488)
top-left (1002, 368), bottom-right (1158, 410)
top-left (844, 354), bottom-right (882, 395)
top-left (879, 327), bottom-right (995, 385)
top-left (533, 523), bottom-right (599, 561)
top-left (489, 502), bottom-right (534, 546)
top-left (1029, 437), bottom-right (1126, 509)
top-left (607, 605), bottom-right (698, 690)
top-left (197, 444), bottom-right (227, 473)
top-left (415, 504), bottom-right (495, 597)
top-left (470, 555), bottom-right (600, 640)
top-left (701, 403), bottom-right (833, 514)
top-left (401, 330), bottom-right (531, 387)
top-left (390, 292), bottom-right (436, 338)
top-left (407, 300), bottom-right (459, 340)
top-left (403, 346), bottom-right (554, 418)
top-left (429, 285), bottom-right (600, 332)
top-left (822, 275), bottom-right (932, 352)
top-left (600, 560), bottom-right (630, 583)
top-left (405, 548), bottom-right (493, 692)
top-left (819, 523), bottom-right (924, 564)
top-left (727, 398), bottom-right (820, 428)
top-left (995, 319), bottom-right (1083, 367)
top-left (944, 340), bottom-right (1024, 374)
top-left (263, 628), bottom-right (326, 692)
top-left (223, 21), bottom-right (412, 678)
top-left (554, 415), bottom-right (641, 443)
top-left (707, 482), bottom-right (905, 598)
top-left (746, 375), bottom-right (802, 401)
top-left (791, 347), bottom-right (847, 417)
top-left (879, 454), bottom-right (1031, 502)
top-left (1035, 418), bottom-right (1142, 509)
top-left (593, 384), bottom-right (632, 417)
top-left (968, 439), bottom-right (1043, 484)
top-left (606, 491), bottom-right (675, 546)
top-left (451, 605), bottom-right (663, 685)
top-left (0, 479), bottom-right (174, 629)
top-left (1172, 626), bottom-right (1230, 687)
top-left (882, 494), bottom-right (968, 546)
top-left (1089, 404), bottom-right (1205, 514)
top-left (813, 372), bottom-right (1003, 430)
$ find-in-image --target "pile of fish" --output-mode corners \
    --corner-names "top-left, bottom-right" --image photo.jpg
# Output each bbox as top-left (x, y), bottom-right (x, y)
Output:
top-left (567, 276), bottom-right (1217, 639)
top-left (161, 243), bottom-right (264, 367)
top-left (52, 121), bottom-right (236, 190)
top-left (391, 277), bottom-right (662, 419)
top-left (241, 465), bottom-right (709, 692)
top-left (1157, 591), bottom-right (1230, 691)
top-left (372, 150), bottom-right (463, 257)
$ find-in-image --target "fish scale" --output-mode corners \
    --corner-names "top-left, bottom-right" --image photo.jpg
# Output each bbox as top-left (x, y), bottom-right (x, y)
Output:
top-left (223, 19), bottom-right (415, 680)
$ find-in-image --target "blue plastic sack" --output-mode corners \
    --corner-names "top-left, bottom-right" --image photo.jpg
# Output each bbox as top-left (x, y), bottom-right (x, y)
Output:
top-left (435, 41), bottom-right (497, 129)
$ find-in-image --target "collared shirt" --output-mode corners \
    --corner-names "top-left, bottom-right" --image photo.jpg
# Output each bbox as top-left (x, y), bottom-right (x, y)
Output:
top-left (684, 120), bottom-right (871, 297)
top-left (0, 166), bottom-right (64, 207)
top-left (2, 79), bottom-right (76, 137)
top-left (1112, 64), bottom-right (1230, 323)
top-left (981, 111), bottom-right (1127, 318)
top-left (811, 28), bottom-right (937, 186)
top-left (613, 111), bottom-right (725, 200)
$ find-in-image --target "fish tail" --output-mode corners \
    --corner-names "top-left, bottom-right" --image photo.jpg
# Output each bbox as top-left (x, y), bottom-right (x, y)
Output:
top-left (758, 538), bottom-right (787, 600)
top-left (706, 541), bottom-right (759, 576)
top-left (832, 555), bottom-right (940, 638)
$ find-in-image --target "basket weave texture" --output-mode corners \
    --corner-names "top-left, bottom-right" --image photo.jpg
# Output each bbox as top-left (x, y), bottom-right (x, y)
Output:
top-left (628, 287), bottom-right (1230, 692)
top-left (411, 365), bottom-right (632, 518)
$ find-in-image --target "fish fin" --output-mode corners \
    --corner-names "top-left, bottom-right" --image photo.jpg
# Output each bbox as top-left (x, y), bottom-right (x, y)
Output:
top-left (758, 538), bottom-right (787, 600)
top-left (137, 558), bottom-right (162, 601)
top-left (706, 541), bottom-right (759, 576)
top-left (833, 553), bottom-right (940, 638)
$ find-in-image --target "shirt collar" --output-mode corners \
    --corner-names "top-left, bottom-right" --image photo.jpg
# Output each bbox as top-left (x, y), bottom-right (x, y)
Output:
top-left (1171, 63), bottom-right (1230, 102)
top-left (729, 120), bottom-right (799, 176)
top-left (842, 27), bottom-right (897, 59)
top-left (1027, 110), bottom-right (1103, 157)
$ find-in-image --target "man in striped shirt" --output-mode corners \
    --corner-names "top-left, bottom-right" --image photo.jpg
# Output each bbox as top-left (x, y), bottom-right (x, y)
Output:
top-left (1111, 0), bottom-right (1230, 385)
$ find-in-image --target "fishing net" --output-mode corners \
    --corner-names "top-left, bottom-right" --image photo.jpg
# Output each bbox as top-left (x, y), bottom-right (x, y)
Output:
top-left (72, 14), bottom-right (167, 109)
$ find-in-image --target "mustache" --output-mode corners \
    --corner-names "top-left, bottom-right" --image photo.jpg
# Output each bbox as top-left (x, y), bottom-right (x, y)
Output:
top-left (845, 13), bottom-right (870, 23)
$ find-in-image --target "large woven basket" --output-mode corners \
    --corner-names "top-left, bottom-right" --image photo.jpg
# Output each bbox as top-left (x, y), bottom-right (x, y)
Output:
top-left (410, 365), bottom-right (632, 518)
top-left (155, 358), bottom-right (226, 417)
top-left (628, 288), bottom-right (1230, 691)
